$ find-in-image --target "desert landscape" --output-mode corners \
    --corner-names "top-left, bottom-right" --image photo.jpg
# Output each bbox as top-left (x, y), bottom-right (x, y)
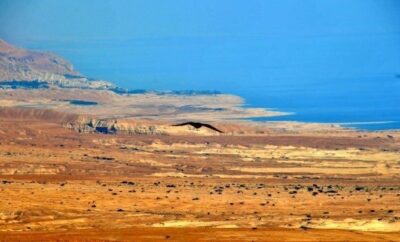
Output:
top-left (0, 106), bottom-right (399, 241)
top-left (0, 36), bottom-right (400, 241)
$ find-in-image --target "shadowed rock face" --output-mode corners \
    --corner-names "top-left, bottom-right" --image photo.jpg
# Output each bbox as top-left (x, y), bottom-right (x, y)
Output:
top-left (172, 122), bottom-right (223, 133)
top-left (0, 39), bottom-right (113, 89)
top-left (95, 126), bottom-right (111, 134)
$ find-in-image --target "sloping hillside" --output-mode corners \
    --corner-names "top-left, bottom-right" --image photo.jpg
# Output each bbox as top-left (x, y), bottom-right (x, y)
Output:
top-left (0, 39), bottom-right (113, 89)
top-left (0, 106), bottom-right (81, 123)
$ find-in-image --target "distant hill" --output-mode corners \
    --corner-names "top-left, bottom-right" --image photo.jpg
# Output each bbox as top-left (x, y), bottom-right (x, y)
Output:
top-left (0, 39), bottom-right (221, 96)
top-left (0, 39), bottom-right (114, 89)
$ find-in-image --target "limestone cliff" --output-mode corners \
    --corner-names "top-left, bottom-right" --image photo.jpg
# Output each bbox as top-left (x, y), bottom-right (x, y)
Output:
top-left (66, 118), bottom-right (223, 136)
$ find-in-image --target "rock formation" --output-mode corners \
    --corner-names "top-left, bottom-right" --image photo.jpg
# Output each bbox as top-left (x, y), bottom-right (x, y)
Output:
top-left (0, 39), bottom-right (114, 89)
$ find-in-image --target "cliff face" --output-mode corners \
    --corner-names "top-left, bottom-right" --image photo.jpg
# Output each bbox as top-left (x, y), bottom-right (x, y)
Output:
top-left (0, 39), bottom-right (113, 89)
top-left (67, 119), bottom-right (163, 135)
top-left (66, 118), bottom-right (223, 136)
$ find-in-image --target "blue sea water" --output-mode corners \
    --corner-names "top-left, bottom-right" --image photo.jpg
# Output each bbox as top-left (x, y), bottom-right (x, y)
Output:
top-left (241, 79), bottom-right (400, 131)
top-left (248, 97), bottom-right (400, 131)
top-left (22, 36), bottom-right (400, 131)
top-left (251, 112), bottom-right (400, 131)
top-left (4, 0), bottom-right (400, 131)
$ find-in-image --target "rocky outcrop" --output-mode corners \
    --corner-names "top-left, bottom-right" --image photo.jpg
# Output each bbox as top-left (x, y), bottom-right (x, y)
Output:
top-left (0, 39), bottom-right (114, 89)
top-left (66, 119), bottom-right (166, 135)
top-left (66, 118), bottom-right (223, 136)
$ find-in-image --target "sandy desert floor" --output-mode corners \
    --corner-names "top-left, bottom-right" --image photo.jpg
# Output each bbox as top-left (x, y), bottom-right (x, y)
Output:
top-left (0, 109), bottom-right (399, 241)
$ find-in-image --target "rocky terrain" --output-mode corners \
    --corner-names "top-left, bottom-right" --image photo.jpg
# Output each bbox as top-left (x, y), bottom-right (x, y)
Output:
top-left (0, 39), bottom-right (113, 89)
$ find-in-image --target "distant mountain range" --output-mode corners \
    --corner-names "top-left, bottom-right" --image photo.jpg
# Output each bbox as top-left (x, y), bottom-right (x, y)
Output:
top-left (0, 39), bottom-right (220, 96)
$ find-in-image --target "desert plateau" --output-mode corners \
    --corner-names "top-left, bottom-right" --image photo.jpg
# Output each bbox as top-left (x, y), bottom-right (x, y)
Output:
top-left (0, 106), bottom-right (399, 241)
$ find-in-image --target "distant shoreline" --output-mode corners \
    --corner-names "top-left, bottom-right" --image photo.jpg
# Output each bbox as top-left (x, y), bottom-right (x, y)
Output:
top-left (248, 116), bottom-right (400, 131)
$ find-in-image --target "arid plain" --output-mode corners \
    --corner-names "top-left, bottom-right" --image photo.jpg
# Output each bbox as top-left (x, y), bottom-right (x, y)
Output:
top-left (0, 106), bottom-right (399, 241)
